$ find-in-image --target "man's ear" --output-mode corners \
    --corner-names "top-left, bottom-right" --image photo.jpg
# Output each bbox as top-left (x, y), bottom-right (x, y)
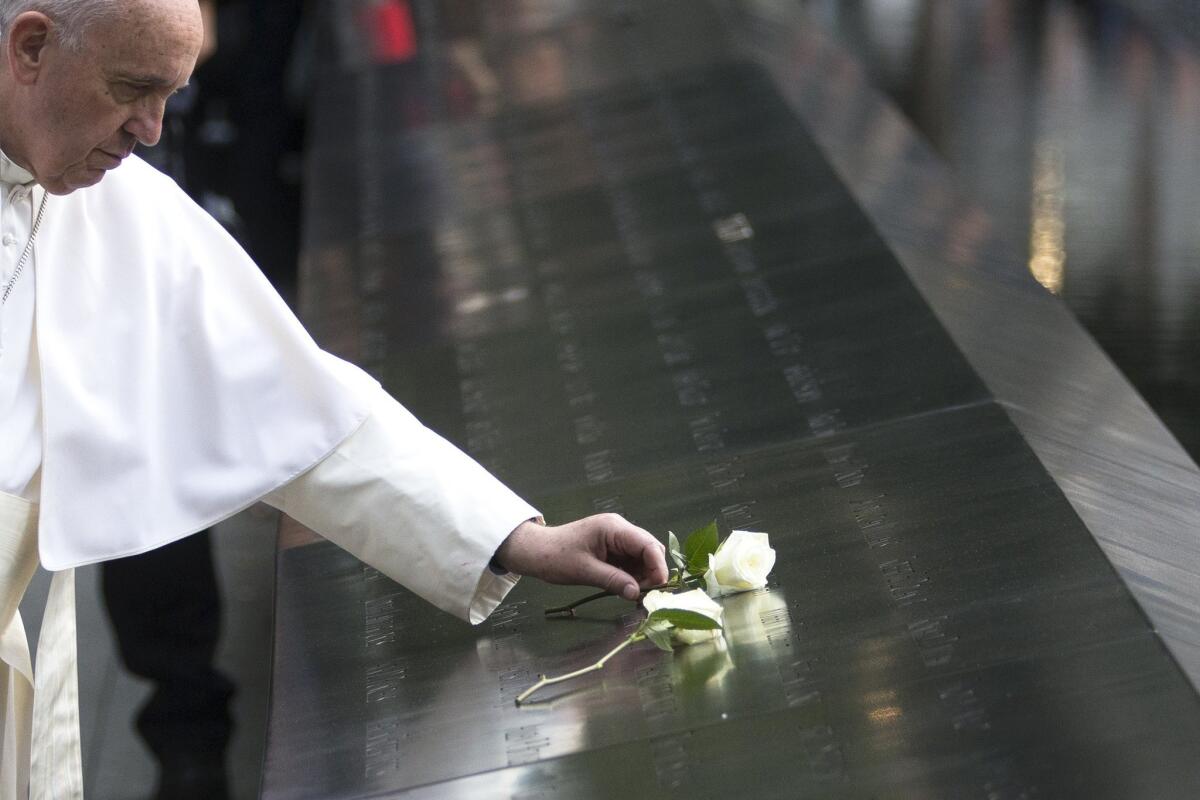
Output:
top-left (7, 12), bottom-right (53, 85)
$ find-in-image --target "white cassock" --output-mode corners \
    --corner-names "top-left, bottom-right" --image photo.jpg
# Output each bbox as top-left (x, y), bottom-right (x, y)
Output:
top-left (0, 151), bottom-right (536, 798)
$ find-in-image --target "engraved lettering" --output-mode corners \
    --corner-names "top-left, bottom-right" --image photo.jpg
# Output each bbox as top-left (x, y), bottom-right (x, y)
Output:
top-left (636, 663), bottom-right (679, 722)
top-left (698, 188), bottom-right (726, 215)
top-left (741, 275), bottom-right (778, 317)
top-left (760, 606), bottom-right (796, 650)
top-left (796, 723), bottom-right (845, 780)
top-left (720, 501), bottom-right (758, 529)
top-left (657, 332), bottom-right (694, 367)
top-left (365, 659), bottom-right (407, 704)
top-left (564, 375), bottom-right (593, 399)
top-left (726, 242), bottom-right (758, 275)
top-left (574, 414), bottom-right (606, 446)
top-left (505, 724), bottom-right (551, 766)
top-left (713, 213), bottom-right (754, 243)
top-left (703, 459), bottom-right (744, 492)
top-left (651, 734), bottom-right (690, 790)
top-left (783, 363), bottom-right (822, 403)
top-left (633, 270), bottom-right (666, 299)
top-left (649, 311), bottom-right (680, 332)
top-left (456, 341), bottom-right (484, 373)
top-left (938, 682), bottom-right (992, 732)
top-left (764, 321), bottom-right (804, 356)
top-left (548, 308), bottom-right (576, 336)
top-left (688, 413), bottom-right (726, 454)
top-left (584, 449), bottom-right (616, 484)
top-left (592, 494), bottom-right (624, 514)
top-left (364, 594), bottom-right (404, 647)
top-left (364, 717), bottom-right (403, 777)
top-left (880, 558), bottom-right (929, 607)
top-left (808, 409), bottom-right (845, 438)
top-left (556, 340), bottom-right (584, 374)
top-left (459, 378), bottom-right (489, 416)
top-left (782, 657), bottom-right (823, 708)
top-left (849, 496), bottom-right (886, 529)
top-left (672, 368), bottom-right (711, 407)
top-left (834, 465), bottom-right (867, 489)
top-left (908, 616), bottom-right (958, 668)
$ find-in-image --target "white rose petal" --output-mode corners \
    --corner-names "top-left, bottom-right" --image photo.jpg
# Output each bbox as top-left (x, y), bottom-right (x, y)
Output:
top-left (704, 530), bottom-right (776, 598)
top-left (642, 588), bottom-right (724, 645)
top-left (642, 588), bottom-right (723, 622)
top-left (674, 627), bottom-right (722, 645)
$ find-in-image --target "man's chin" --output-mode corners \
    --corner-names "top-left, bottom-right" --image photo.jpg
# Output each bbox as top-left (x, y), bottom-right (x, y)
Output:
top-left (43, 168), bottom-right (108, 196)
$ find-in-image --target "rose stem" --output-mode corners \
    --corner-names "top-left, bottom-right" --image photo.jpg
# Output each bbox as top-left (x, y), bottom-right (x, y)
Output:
top-left (543, 580), bottom-right (688, 617)
top-left (515, 631), bottom-right (644, 705)
top-left (543, 589), bottom-right (614, 617)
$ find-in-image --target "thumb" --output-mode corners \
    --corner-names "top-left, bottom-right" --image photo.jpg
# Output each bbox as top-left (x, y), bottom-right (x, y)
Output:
top-left (578, 559), bottom-right (640, 601)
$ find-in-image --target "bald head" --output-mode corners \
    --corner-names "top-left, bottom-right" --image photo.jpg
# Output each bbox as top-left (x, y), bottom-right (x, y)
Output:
top-left (0, 1), bottom-right (113, 51)
top-left (0, 0), bottom-right (202, 49)
top-left (0, 0), bottom-right (202, 193)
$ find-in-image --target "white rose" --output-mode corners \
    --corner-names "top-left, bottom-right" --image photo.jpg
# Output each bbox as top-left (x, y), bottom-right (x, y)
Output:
top-left (703, 530), bottom-right (776, 597)
top-left (643, 589), bottom-right (724, 645)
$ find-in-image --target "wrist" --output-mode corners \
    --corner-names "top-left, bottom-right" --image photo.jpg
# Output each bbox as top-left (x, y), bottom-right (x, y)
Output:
top-left (492, 518), bottom-right (545, 575)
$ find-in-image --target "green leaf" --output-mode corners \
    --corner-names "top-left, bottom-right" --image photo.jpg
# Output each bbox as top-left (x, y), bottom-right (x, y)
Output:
top-left (667, 531), bottom-right (686, 571)
top-left (643, 620), bottom-right (675, 652)
top-left (647, 608), bottom-right (722, 631)
top-left (682, 521), bottom-right (719, 577)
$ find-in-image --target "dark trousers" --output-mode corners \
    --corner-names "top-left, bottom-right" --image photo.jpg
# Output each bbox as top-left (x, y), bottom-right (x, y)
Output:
top-left (101, 529), bottom-right (234, 765)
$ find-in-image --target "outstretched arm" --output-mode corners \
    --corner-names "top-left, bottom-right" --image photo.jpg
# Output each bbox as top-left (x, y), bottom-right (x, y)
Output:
top-left (265, 386), bottom-right (668, 623)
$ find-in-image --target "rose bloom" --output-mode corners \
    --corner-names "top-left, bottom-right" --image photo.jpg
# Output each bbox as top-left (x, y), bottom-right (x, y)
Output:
top-left (704, 530), bottom-right (776, 597)
top-left (643, 588), bottom-right (724, 644)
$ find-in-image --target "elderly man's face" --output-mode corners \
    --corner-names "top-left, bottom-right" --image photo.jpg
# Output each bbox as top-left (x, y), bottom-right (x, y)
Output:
top-left (11, 0), bottom-right (203, 194)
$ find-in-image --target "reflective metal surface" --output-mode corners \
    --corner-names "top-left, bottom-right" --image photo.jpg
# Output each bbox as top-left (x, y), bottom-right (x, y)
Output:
top-left (265, 1), bottom-right (1200, 796)
top-left (726, 2), bottom-right (1200, 686)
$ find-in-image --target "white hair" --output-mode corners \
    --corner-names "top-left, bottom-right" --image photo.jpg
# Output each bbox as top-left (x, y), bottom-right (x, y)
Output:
top-left (0, 0), bottom-right (119, 51)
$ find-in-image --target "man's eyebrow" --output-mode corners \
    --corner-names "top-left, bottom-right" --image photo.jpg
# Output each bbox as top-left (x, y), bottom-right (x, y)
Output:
top-left (110, 72), bottom-right (187, 89)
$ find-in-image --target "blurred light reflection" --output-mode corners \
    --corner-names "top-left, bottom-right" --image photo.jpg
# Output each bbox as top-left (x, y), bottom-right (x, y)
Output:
top-left (804, 0), bottom-right (1200, 459)
top-left (1029, 141), bottom-right (1065, 293)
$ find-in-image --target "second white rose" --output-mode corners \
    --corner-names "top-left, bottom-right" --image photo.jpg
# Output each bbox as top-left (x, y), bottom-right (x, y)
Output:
top-left (642, 589), bottom-right (724, 644)
top-left (703, 530), bottom-right (776, 597)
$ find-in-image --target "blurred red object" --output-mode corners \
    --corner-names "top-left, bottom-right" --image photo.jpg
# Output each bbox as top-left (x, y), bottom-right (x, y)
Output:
top-left (362, 0), bottom-right (418, 63)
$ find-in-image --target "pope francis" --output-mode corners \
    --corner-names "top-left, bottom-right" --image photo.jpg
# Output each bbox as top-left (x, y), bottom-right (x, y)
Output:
top-left (0, 0), bottom-right (669, 796)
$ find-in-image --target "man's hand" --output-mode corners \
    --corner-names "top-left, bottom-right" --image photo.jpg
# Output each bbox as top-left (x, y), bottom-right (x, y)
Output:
top-left (493, 514), bottom-right (669, 601)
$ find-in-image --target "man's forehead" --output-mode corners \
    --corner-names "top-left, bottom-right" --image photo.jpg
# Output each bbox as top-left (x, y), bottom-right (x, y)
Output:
top-left (86, 1), bottom-right (203, 87)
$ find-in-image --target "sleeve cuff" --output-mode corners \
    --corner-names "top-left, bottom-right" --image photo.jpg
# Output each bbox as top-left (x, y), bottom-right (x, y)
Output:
top-left (468, 568), bottom-right (521, 625)
top-left (265, 385), bottom-right (543, 624)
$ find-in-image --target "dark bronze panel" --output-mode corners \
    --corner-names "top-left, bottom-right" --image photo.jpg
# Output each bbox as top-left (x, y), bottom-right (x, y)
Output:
top-left (266, 405), bottom-right (1200, 798)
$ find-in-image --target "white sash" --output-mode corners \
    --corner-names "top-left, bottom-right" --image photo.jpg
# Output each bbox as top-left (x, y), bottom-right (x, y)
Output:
top-left (0, 491), bottom-right (82, 799)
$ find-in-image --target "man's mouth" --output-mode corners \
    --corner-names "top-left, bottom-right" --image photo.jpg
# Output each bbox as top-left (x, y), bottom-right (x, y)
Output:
top-left (95, 150), bottom-right (127, 169)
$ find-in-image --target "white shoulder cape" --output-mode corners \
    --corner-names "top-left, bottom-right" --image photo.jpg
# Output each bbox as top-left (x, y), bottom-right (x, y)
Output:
top-left (33, 156), bottom-right (378, 570)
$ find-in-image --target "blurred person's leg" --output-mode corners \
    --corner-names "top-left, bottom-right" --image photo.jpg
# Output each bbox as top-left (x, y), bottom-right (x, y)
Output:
top-left (102, 530), bottom-right (233, 798)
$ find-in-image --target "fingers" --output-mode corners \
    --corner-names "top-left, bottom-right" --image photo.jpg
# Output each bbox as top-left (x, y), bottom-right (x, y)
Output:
top-left (602, 518), bottom-right (669, 588)
top-left (575, 559), bottom-right (641, 601)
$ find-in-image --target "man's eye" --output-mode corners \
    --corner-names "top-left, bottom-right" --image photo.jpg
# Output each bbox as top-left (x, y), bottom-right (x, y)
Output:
top-left (111, 83), bottom-right (148, 101)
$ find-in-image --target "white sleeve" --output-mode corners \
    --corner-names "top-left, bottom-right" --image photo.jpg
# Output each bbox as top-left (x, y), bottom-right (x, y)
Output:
top-left (263, 385), bottom-right (540, 624)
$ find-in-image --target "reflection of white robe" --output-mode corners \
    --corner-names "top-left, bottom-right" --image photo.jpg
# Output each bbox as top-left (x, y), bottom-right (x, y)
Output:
top-left (0, 153), bottom-right (534, 798)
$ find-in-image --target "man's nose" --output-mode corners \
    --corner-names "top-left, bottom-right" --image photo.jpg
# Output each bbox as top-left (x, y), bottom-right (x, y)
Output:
top-left (124, 102), bottom-right (166, 148)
